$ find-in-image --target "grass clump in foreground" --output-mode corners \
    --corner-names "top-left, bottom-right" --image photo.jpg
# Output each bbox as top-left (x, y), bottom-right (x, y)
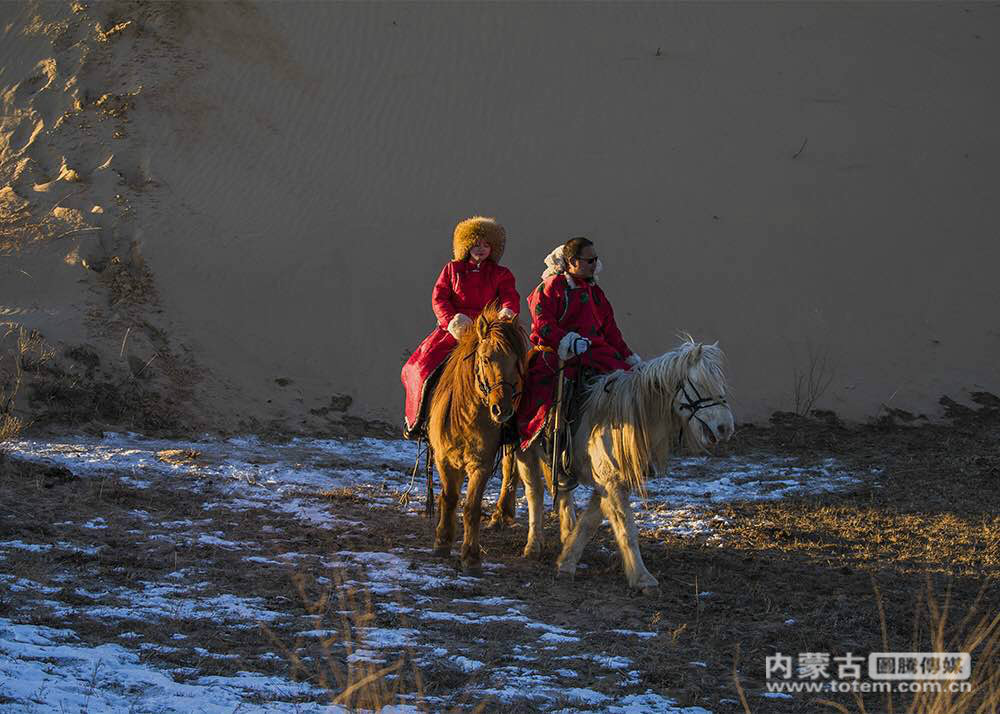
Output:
top-left (263, 571), bottom-right (488, 713)
top-left (731, 578), bottom-right (1000, 714)
top-left (1, 324), bottom-right (53, 451)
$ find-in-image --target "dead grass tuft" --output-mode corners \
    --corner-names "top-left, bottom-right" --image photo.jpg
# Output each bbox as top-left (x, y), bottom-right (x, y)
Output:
top-left (258, 571), bottom-right (477, 712)
top-left (1, 324), bottom-right (55, 450)
top-left (155, 448), bottom-right (200, 466)
top-left (319, 487), bottom-right (368, 504)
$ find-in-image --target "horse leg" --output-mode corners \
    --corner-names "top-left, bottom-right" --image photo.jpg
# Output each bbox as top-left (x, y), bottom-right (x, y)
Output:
top-left (518, 449), bottom-right (546, 559)
top-left (556, 489), bottom-right (577, 546)
top-left (433, 463), bottom-right (460, 558)
top-left (460, 464), bottom-right (490, 575)
top-left (486, 448), bottom-right (518, 529)
top-left (600, 483), bottom-right (659, 595)
top-left (555, 490), bottom-right (603, 578)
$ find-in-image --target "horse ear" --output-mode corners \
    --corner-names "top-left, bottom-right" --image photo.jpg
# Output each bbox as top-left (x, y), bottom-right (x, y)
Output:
top-left (476, 314), bottom-right (489, 340)
top-left (692, 344), bottom-right (703, 361)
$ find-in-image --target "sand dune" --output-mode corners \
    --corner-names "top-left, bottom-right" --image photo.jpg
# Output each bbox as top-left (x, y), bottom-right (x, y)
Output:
top-left (2, 1), bottom-right (999, 433)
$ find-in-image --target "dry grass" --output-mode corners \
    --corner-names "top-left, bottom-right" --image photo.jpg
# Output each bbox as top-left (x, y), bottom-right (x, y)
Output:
top-left (0, 414), bottom-right (22, 450)
top-left (0, 320), bottom-right (181, 437)
top-left (260, 573), bottom-right (418, 709)
top-left (0, 324), bottom-right (54, 450)
top-left (2, 396), bottom-right (999, 712)
top-left (0, 455), bottom-right (492, 710)
top-left (727, 578), bottom-right (1000, 714)
top-left (904, 584), bottom-right (1000, 714)
top-left (804, 580), bottom-right (1000, 714)
top-left (792, 343), bottom-right (835, 417)
top-left (260, 572), bottom-right (489, 712)
top-left (709, 400), bottom-right (1000, 712)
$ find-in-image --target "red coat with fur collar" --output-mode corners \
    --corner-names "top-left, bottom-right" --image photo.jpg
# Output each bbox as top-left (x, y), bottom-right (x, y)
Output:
top-left (401, 258), bottom-right (519, 435)
top-left (516, 273), bottom-right (634, 447)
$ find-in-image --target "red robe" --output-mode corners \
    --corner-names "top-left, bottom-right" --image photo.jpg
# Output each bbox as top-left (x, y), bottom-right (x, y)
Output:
top-left (402, 259), bottom-right (520, 434)
top-left (516, 274), bottom-right (634, 447)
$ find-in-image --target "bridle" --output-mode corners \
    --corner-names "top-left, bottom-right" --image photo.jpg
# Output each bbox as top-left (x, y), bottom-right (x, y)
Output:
top-left (468, 349), bottom-right (523, 411)
top-left (676, 378), bottom-right (727, 434)
top-left (477, 356), bottom-right (522, 408)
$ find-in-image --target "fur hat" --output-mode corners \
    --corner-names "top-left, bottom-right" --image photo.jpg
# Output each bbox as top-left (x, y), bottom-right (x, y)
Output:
top-left (453, 216), bottom-right (506, 262)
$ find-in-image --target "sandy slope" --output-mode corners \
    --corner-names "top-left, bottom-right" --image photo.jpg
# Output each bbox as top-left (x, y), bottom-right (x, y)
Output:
top-left (2, 1), bottom-right (999, 433)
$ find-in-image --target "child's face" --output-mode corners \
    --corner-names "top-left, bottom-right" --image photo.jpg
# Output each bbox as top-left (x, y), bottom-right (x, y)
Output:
top-left (470, 240), bottom-right (491, 262)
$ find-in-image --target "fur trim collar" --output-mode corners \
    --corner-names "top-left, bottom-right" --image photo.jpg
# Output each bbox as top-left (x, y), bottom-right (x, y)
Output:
top-left (540, 244), bottom-right (602, 283)
top-left (453, 216), bottom-right (506, 262)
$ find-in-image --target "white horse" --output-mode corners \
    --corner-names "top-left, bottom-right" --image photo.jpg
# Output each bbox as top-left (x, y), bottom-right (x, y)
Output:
top-left (512, 339), bottom-right (734, 594)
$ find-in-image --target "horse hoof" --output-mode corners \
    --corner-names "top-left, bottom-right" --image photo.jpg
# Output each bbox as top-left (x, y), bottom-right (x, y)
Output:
top-left (641, 585), bottom-right (661, 598)
top-left (462, 562), bottom-right (483, 577)
top-left (522, 543), bottom-right (543, 560)
top-left (555, 567), bottom-right (575, 581)
top-left (485, 515), bottom-right (518, 531)
top-left (431, 545), bottom-right (450, 558)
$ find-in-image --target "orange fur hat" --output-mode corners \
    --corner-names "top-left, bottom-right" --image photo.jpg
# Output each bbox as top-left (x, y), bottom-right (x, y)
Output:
top-left (452, 216), bottom-right (506, 262)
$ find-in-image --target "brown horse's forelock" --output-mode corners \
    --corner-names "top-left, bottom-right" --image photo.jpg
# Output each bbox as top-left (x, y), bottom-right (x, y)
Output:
top-left (431, 305), bottom-right (526, 435)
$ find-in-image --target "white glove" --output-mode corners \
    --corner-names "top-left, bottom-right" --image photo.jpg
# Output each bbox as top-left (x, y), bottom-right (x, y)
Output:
top-left (498, 307), bottom-right (516, 320)
top-left (558, 331), bottom-right (590, 361)
top-left (447, 313), bottom-right (472, 340)
top-left (626, 353), bottom-right (642, 368)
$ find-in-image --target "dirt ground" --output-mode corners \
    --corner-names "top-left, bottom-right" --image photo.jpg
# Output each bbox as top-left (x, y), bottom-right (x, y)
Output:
top-left (1, 398), bottom-right (999, 712)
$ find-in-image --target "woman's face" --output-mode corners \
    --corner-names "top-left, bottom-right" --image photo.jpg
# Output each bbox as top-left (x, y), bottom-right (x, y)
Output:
top-left (470, 240), bottom-right (491, 262)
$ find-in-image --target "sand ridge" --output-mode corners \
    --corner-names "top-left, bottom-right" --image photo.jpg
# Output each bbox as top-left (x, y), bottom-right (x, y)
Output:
top-left (2, 1), bottom-right (999, 435)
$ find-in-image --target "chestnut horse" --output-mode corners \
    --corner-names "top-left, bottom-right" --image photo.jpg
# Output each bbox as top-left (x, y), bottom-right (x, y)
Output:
top-left (427, 302), bottom-right (527, 574)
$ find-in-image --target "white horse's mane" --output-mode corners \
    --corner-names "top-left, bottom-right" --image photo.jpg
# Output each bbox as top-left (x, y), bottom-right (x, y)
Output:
top-left (582, 337), bottom-right (727, 496)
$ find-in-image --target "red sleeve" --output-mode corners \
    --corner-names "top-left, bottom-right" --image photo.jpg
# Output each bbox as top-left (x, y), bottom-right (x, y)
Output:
top-left (431, 263), bottom-right (457, 329)
top-left (528, 277), bottom-right (570, 349)
top-left (596, 287), bottom-right (633, 359)
top-left (493, 265), bottom-right (520, 314)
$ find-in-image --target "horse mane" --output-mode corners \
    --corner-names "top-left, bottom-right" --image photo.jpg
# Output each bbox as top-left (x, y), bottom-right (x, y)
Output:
top-left (429, 301), bottom-right (527, 439)
top-left (582, 336), bottom-right (727, 496)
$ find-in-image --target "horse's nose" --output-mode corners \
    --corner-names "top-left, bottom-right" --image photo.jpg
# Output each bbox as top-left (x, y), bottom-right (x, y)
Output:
top-left (717, 422), bottom-right (731, 439)
top-left (490, 403), bottom-right (503, 419)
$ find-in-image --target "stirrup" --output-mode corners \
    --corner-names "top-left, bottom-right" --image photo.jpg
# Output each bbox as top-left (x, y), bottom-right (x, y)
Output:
top-left (403, 421), bottom-right (427, 442)
top-left (557, 468), bottom-right (579, 493)
top-left (556, 450), bottom-right (578, 492)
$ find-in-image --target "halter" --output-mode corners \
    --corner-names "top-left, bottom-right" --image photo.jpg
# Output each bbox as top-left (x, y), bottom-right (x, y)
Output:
top-left (477, 354), bottom-right (522, 408)
top-left (478, 375), bottom-right (522, 407)
top-left (676, 379), bottom-right (727, 434)
top-left (467, 346), bottom-right (523, 410)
